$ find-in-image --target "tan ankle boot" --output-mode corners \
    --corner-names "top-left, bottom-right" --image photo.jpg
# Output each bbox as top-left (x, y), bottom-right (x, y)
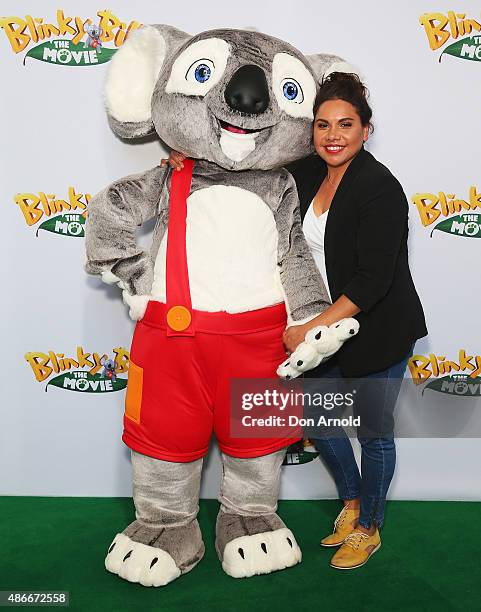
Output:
top-left (320, 506), bottom-right (359, 547)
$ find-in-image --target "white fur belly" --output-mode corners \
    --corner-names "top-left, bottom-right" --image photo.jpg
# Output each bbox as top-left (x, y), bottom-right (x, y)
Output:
top-left (151, 185), bottom-right (284, 312)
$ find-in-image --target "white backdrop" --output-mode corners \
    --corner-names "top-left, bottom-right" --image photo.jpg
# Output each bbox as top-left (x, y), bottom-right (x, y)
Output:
top-left (1, 0), bottom-right (480, 500)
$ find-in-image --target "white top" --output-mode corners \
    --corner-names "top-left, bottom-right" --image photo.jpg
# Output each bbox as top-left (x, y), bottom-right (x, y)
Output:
top-left (302, 200), bottom-right (332, 301)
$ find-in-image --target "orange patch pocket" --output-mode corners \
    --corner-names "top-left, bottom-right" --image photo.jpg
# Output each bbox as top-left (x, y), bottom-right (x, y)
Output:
top-left (125, 360), bottom-right (143, 424)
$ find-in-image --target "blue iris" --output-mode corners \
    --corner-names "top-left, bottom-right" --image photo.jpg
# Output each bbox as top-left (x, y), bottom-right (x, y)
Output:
top-left (283, 81), bottom-right (298, 100)
top-left (194, 63), bottom-right (211, 83)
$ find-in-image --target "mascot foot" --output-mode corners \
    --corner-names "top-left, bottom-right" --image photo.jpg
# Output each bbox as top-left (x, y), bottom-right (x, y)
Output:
top-left (216, 512), bottom-right (301, 578)
top-left (105, 519), bottom-right (204, 587)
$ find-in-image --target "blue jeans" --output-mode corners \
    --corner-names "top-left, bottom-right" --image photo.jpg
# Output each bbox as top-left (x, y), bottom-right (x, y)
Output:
top-left (307, 351), bottom-right (412, 529)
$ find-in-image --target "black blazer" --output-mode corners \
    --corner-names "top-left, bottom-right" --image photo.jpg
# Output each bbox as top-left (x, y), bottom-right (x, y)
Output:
top-left (286, 147), bottom-right (427, 377)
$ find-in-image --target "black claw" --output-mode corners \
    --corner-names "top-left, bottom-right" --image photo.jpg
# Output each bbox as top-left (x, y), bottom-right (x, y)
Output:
top-left (261, 543), bottom-right (268, 554)
top-left (315, 332), bottom-right (322, 340)
top-left (238, 547), bottom-right (245, 559)
top-left (108, 542), bottom-right (116, 554)
top-left (123, 550), bottom-right (133, 562)
top-left (150, 557), bottom-right (158, 569)
top-left (287, 537), bottom-right (293, 548)
top-left (296, 360), bottom-right (303, 367)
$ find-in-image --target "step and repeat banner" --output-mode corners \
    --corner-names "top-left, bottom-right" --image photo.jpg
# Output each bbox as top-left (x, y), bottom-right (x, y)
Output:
top-left (1, 0), bottom-right (480, 499)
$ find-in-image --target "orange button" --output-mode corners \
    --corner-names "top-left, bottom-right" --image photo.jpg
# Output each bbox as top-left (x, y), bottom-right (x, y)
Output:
top-left (166, 305), bottom-right (192, 331)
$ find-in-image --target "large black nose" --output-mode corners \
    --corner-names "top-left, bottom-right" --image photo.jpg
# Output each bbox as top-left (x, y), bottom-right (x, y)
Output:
top-left (224, 65), bottom-right (269, 115)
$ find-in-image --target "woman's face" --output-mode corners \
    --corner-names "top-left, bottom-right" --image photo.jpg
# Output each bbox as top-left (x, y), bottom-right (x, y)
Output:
top-left (313, 99), bottom-right (369, 169)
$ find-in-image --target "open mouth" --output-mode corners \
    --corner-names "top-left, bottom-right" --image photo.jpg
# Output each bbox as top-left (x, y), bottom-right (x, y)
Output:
top-left (219, 120), bottom-right (259, 135)
top-left (214, 115), bottom-right (275, 162)
top-left (324, 145), bottom-right (345, 154)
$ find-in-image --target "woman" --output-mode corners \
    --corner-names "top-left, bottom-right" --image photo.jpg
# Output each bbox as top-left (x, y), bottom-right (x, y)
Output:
top-left (163, 72), bottom-right (427, 570)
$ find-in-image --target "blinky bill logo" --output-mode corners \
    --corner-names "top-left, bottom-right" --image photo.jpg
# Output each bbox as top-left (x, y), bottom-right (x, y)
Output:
top-left (0, 10), bottom-right (141, 66)
top-left (411, 187), bottom-right (481, 238)
top-left (25, 346), bottom-right (130, 393)
top-left (409, 350), bottom-right (481, 397)
top-left (14, 187), bottom-right (90, 238)
top-left (419, 11), bottom-right (481, 62)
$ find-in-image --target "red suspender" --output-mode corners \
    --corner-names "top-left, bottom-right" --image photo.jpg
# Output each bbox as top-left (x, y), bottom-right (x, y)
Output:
top-left (165, 158), bottom-right (195, 336)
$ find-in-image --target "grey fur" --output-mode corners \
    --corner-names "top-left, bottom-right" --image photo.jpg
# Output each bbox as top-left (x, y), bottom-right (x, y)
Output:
top-left (124, 451), bottom-right (205, 574)
top-left (85, 165), bottom-right (166, 295)
top-left (216, 449), bottom-right (287, 560)
top-left (123, 520), bottom-right (204, 572)
top-left (131, 451), bottom-right (203, 528)
top-left (218, 450), bottom-right (285, 516)
top-left (107, 115), bottom-right (156, 139)
top-left (306, 53), bottom-right (345, 81)
top-left (215, 513), bottom-right (285, 561)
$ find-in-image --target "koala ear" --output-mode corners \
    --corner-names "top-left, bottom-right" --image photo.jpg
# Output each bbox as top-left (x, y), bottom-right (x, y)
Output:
top-left (305, 53), bottom-right (360, 85)
top-left (105, 24), bottom-right (190, 138)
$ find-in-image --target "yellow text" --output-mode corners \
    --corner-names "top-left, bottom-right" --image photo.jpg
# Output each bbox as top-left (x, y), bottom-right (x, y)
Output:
top-left (419, 11), bottom-right (481, 50)
top-left (0, 9), bottom-right (142, 54)
top-left (25, 346), bottom-right (130, 382)
top-left (411, 186), bottom-right (481, 227)
top-left (14, 187), bottom-right (90, 226)
top-left (408, 350), bottom-right (481, 385)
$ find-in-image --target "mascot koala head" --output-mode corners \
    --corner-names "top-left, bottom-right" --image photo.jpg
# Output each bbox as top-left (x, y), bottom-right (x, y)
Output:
top-left (105, 25), bottom-right (351, 170)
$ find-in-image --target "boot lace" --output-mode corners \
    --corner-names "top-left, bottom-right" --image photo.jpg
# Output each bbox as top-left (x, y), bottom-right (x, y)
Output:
top-left (343, 531), bottom-right (369, 550)
top-left (333, 505), bottom-right (357, 530)
top-left (333, 507), bottom-right (348, 530)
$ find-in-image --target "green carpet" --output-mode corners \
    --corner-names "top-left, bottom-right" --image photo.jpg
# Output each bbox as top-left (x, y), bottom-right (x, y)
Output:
top-left (1, 497), bottom-right (479, 611)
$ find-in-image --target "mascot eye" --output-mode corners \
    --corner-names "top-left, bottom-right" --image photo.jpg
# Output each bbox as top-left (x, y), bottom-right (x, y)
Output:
top-left (281, 79), bottom-right (304, 103)
top-left (186, 59), bottom-right (215, 84)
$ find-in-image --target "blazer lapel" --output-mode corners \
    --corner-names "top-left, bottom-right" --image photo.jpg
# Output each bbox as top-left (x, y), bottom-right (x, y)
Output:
top-left (329, 147), bottom-right (368, 212)
top-left (324, 146), bottom-right (369, 229)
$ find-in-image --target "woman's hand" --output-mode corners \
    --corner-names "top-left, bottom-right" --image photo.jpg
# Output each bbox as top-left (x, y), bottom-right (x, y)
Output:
top-left (160, 150), bottom-right (187, 171)
top-left (283, 324), bottom-right (309, 354)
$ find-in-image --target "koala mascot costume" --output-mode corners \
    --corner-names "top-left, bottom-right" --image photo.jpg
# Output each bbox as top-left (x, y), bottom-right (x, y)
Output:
top-left (85, 24), bottom-right (359, 586)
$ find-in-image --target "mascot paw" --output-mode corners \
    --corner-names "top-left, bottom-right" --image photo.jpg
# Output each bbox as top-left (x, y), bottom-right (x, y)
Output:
top-left (276, 357), bottom-right (300, 380)
top-left (122, 292), bottom-right (150, 321)
top-left (105, 520), bottom-right (204, 587)
top-left (101, 270), bottom-right (126, 290)
top-left (217, 513), bottom-right (301, 578)
top-left (105, 533), bottom-right (181, 587)
top-left (330, 317), bottom-right (360, 340)
top-left (277, 318), bottom-right (360, 379)
top-left (222, 528), bottom-right (301, 578)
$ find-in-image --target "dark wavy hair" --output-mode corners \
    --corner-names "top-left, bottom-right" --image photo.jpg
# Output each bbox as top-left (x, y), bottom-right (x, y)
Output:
top-left (314, 72), bottom-right (374, 134)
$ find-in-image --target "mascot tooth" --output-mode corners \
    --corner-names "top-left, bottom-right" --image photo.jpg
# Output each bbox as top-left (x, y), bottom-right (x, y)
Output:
top-left (219, 128), bottom-right (258, 162)
top-left (85, 24), bottom-right (358, 586)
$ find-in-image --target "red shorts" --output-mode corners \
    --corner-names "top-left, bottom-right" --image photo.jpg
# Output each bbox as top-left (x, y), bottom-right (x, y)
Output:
top-left (122, 301), bottom-right (299, 462)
